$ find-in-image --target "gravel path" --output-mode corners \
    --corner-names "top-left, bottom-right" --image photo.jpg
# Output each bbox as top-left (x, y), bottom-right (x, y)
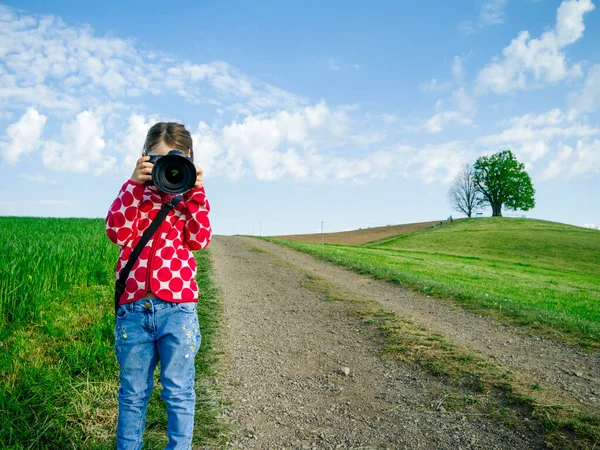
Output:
top-left (237, 236), bottom-right (600, 414)
top-left (206, 235), bottom-right (563, 449)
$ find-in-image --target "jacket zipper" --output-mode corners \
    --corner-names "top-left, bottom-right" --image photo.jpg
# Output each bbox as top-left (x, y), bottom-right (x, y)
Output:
top-left (145, 205), bottom-right (168, 296)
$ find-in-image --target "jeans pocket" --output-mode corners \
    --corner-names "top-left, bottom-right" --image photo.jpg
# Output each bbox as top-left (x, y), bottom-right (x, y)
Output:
top-left (116, 304), bottom-right (128, 319)
top-left (177, 302), bottom-right (197, 313)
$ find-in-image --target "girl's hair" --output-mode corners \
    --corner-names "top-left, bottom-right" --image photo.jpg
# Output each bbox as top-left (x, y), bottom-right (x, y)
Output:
top-left (144, 122), bottom-right (194, 161)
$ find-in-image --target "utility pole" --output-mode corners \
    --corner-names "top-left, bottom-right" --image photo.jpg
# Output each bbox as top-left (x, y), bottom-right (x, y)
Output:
top-left (260, 220), bottom-right (262, 237)
top-left (321, 220), bottom-right (324, 252)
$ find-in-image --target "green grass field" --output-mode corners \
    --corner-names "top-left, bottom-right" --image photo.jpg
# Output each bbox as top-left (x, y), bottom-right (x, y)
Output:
top-left (264, 217), bottom-right (600, 350)
top-left (0, 217), bottom-right (224, 448)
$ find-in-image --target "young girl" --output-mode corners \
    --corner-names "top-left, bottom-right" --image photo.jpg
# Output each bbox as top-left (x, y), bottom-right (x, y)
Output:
top-left (105, 122), bottom-right (211, 449)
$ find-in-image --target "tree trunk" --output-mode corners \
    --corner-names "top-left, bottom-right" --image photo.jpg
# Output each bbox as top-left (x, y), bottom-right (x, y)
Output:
top-left (492, 202), bottom-right (502, 216)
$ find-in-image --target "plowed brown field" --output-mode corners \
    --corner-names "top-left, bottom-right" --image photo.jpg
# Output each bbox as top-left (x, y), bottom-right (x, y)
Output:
top-left (272, 220), bottom-right (444, 245)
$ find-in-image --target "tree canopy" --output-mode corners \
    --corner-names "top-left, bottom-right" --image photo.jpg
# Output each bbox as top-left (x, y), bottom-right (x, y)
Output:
top-left (473, 150), bottom-right (535, 217)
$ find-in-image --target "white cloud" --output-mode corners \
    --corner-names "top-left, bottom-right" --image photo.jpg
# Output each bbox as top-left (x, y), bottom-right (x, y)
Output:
top-left (406, 141), bottom-right (473, 184)
top-left (481, 0), bottom-right (508, 25)
top-left (423, 110), bottom-right (474, 133)
top-left (328, 58), bottom-right (340, 71)
top-left (451, 87), bottom-right (477, 115)
top-left (568, 63), bottom-right (600, 114)
top-left (452, 56), bottom-right (466, 84)
top-left (540, 139), bottom-right (600, 179)
top-left (460, 0), bottom-right (507, 35)
top-left (420, 78), bottom-right (452, 93)
top-left (540, 144), bottom-right (573, 179)
top-left (117, 113), bottom-right (162, 173)
top-left (381, 113), bottom-right (397, 124)
top-left (0, 107), bottom-right (47, 164)
top-left (584, 224), bottom-right (599, 230)
top-left (475, 0), bottom-right (595, 94)
top-left (42, 109), bottom-right (114, 174)
top-left (350, 131), bottom-right (386, 147)
top-left (459, 21), bottom-right (479, 36)
top-left (171, 101), bottom-right (412, 183)
top-left (501, 108), bottom-right (565, 127)
top-left (562, 139), bottom-right (600, 176)
top-left (478, 111), bottom-right (598, 147)
top-left (419, 54), bottom-right (477, 133)
top-left (0, 5), bottom-right (305, 117)
top-left (474, 108), bottom-right (600, 178)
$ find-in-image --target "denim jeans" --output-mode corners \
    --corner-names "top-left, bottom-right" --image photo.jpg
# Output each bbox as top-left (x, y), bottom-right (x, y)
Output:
top-left (114, 297), bottom-right (201, 450)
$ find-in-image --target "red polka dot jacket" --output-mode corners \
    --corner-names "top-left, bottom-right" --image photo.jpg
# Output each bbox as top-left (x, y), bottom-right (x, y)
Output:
top-left (105, 179), bottom-right (212, 305)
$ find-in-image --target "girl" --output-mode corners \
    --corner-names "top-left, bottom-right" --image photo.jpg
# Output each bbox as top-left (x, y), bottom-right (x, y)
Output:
top-left (105, 122), bottom-right (212, 449)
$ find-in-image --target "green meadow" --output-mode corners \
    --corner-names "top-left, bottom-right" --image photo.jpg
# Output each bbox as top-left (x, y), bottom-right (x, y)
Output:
top-left (265, 218), bottom-right (600, 350)
top-left (0, 217), bottom-right (224, 448)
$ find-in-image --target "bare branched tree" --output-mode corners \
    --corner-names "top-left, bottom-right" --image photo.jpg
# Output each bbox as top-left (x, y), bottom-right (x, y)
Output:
top-left (448, 164), bottom-right (482, 218)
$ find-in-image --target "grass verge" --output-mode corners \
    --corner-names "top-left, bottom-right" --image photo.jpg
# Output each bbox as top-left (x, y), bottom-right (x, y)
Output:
top-left (301, 273), bottom-right (600, 450)
top-left (0, 216), bottom-right (225, 448)
top-left (261, 230), bottom-right (599, 353)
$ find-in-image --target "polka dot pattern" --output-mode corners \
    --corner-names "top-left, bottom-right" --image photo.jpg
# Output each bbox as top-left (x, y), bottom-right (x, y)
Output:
top-left (105, 180), bottom-right (212, 305)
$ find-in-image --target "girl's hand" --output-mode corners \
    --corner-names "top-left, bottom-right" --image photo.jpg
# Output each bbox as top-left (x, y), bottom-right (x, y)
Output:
top-left (131, 155), bottom-right (152, 184)
top-left (193, 164), bottom-right (204, 189)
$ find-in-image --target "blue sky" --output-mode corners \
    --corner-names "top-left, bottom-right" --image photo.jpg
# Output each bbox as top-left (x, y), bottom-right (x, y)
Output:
top-left (1, 0), bottom-right (599, 236)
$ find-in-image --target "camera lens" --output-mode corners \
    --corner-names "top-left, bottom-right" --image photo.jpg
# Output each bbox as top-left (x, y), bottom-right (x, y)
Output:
top-left (165, 166), bottom-right (183, 185)
top-left (151, 151), bottom-right (197, 194)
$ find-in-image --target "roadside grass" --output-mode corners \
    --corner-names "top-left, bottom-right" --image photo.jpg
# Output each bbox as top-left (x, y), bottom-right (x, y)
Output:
top-left (261, 218), bottom-right (600, 352)
top-left (301, 274), bottom-right (600, 449)
top-left (0, 217), bottom-right (225, 448)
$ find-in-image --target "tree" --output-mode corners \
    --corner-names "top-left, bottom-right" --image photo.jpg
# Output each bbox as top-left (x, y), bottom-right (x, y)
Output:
top-left (473, 150), bottom-right (535, 217)
top-left (447, 164), bottom-right (482, 218)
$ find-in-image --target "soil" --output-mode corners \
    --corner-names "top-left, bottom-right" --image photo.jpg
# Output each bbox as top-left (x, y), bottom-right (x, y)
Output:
top-left (203, 235), bottom-right (598, 449)
top-left (274, 221), bottom-right (442, 246)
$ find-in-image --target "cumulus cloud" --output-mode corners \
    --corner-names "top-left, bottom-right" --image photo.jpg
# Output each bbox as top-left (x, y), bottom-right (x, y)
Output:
top-left (406, 141), bottom-right (473, 184)
top-left (474, 108), bottom-right (600, 178)
top-left (0, 2), bottom-right (434, 185)
top-left (475, 0), bottom-right (595, 94)
top-left (419, 54), bottom-right (477, 133)
top-left (42, 110), bottom-right (115, 174)
top-left (556, 139), bottom-right (600, 177)
top-left (0, 5), bottom-right (305, 117)
top-left (116, 113), bottom-right (163, 173)
top-left (0, 108), bottom-right (47, 164)
top-left (167, 102), bottom-right (410, 183)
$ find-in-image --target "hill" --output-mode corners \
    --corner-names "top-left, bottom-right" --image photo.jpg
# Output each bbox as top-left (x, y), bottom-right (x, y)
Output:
top-left (266, 217), bottom-right (600, 349)
top-left (372, 217), bottom-right (599, 278)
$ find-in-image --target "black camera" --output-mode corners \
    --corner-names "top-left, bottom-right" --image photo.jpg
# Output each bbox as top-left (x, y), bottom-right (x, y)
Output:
top-left (144, 150), bottom-right (197, 194)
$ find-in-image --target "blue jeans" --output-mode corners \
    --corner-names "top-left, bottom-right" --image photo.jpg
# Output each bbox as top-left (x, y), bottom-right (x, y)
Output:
top-left (114, 297), bottom-right (201, 450)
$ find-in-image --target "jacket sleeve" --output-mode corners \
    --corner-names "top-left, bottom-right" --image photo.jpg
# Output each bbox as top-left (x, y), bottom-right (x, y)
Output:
top-left (105, 180), bottom-right (145, 246)
top-left (182, 186), bottom-right (212, 250)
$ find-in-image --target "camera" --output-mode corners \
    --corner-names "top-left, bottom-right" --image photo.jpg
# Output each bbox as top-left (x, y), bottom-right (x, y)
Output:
top-left (144, 150), bottom-right (197, 194)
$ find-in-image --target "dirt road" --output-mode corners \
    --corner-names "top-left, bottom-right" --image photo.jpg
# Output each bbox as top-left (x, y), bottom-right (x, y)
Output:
top-left (207, 235), bottom-right (599, 449)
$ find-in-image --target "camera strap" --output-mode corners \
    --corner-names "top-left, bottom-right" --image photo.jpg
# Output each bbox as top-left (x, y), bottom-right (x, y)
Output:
top-left (114, 195), bottom-right (183, 316)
